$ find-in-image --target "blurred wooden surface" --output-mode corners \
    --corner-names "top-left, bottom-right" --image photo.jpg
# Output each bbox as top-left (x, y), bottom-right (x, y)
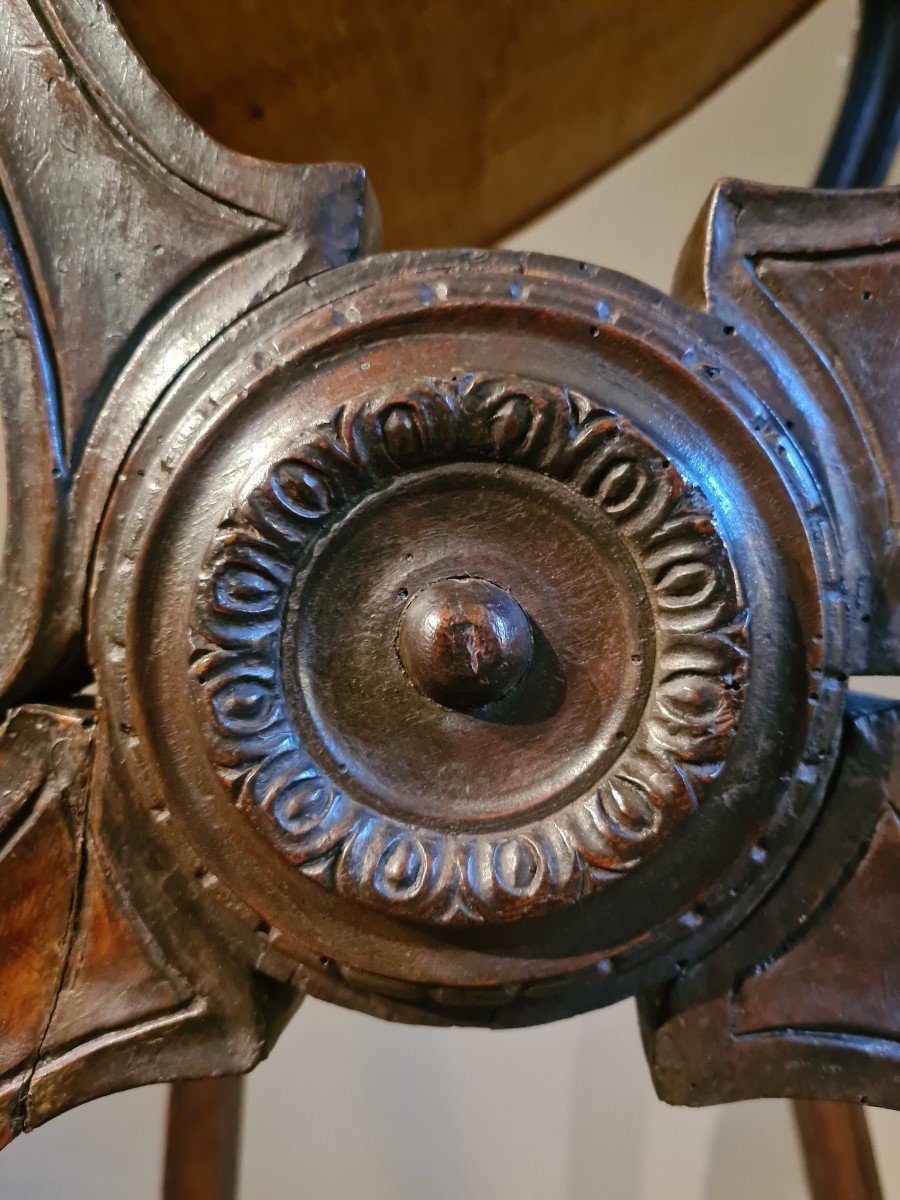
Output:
top-left (164, 1077), bottom-right (244, 1200)
top-left (793, 1100), bottom-right (883, 1200)
top-left (114, 0), bottom-right (816, 249)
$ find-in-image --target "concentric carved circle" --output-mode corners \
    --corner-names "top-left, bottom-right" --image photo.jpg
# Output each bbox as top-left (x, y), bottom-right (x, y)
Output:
top-left (191, 375), bottom-right (746, 923)
top-left (90, 249), bottom-right (844, 1017)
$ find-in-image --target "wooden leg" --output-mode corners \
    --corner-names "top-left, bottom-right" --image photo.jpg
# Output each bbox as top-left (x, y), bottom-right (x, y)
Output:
top-left (163, 1076), bottom-right (244, 1200)
top-left (793, 1099), bottom-right (883, 1200)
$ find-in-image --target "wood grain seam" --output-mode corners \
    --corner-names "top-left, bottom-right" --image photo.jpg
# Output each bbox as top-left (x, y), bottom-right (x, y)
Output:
top-left (18, 721), bottom-right (93, 1134)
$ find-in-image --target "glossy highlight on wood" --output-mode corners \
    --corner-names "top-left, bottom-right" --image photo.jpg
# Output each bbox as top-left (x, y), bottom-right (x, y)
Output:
top-left (0, 0), bottom-right (896, 1160)
top-left (397, 577), bottom-right (535, 711)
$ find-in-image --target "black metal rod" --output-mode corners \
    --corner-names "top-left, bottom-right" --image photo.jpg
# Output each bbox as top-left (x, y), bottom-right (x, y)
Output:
top-left (816, 0), bottom-right (900, 188)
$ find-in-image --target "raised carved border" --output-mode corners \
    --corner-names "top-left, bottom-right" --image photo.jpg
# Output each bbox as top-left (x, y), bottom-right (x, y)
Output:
top-left (190, 375), bottom-right (747, 923)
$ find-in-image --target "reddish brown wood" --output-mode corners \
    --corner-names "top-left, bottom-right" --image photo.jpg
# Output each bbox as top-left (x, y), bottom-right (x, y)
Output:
top-left (164, 1077), bottom-right (244, 1200)
top-left (0, 706), bottom-right (269, 1141)
top-left (0, 708), bottom-right (92, 1147)
top-left (112, 0), bottom-right (814, 249)
top-left (0, 0), bottom-right (897, 1157)
top-left (793, 1100), bottom-right (883, 1200)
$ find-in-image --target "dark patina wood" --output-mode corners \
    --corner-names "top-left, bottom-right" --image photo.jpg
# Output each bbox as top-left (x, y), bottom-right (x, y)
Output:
top-left (0, 1), bottom-right (896, 1192)
top-left (641, 696), bottom-right (900, 1105)
top-left (640, 183), bottom-right (900, 1110)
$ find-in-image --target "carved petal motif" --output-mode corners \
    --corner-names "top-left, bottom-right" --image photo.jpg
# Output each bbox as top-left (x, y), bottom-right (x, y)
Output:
top-left (192, 375), bottom-right (747, 923)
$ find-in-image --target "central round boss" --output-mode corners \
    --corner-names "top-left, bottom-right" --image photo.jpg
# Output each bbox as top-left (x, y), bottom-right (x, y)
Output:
top-left (282, 461), bottom-right (648, 831)
top-left (397, 576), bottom-right (534, 710)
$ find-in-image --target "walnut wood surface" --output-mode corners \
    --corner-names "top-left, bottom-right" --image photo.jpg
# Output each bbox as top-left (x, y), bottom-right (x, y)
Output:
top-left (112, 0), bottom-right (815, 249)
top-left (0, 0), bottom-right (378, 708)
top-left (0, 704), bottom-right (291, 1140)
top-left (0, 0), bottom-right (897, 1152)
top-left (0, 708), bottom-right (93, 1147)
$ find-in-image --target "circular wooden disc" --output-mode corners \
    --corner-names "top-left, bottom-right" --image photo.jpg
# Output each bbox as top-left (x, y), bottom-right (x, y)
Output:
top-left (89, 250), bottom-right (843, 1022)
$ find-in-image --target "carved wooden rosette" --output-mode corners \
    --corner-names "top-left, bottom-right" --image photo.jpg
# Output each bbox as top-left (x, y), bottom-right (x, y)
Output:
top-left (88, 251), bottom-right (842, 1022)
top-left (193, 374), bottom-right (746, 924)
top-left (0, 0), bottom-right (897, 1142)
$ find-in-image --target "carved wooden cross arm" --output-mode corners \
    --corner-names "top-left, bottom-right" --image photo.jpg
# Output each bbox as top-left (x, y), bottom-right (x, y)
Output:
top-left (0, 0), bottom-right (897, 1145)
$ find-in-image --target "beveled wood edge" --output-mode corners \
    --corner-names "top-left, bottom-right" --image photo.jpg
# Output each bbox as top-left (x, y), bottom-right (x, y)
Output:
top-left (0, 705), bottom-right (301, 1146)
top-left (639, 697), bottom-right (900, 1110)
top-left (673, 180), bottom-right (900, 672)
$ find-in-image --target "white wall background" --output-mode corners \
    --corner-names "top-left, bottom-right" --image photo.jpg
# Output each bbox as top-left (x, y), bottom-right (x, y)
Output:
top-left (2, 3), bottom-right (898, 1197)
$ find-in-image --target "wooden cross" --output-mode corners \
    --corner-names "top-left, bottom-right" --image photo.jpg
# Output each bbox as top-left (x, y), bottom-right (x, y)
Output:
top-left (0, 2), bottom-right (895, 1197)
